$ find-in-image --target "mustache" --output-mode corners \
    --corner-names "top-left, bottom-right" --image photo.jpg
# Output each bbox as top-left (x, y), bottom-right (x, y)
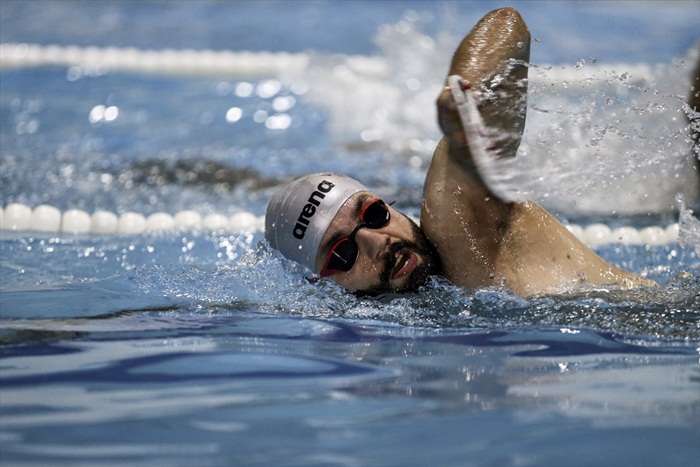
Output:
top-left (355, 215), bottom-right (441, 297)
top-left (352, 241), bottom-right (411, 298)
top-left (379, 240), bottom-right (413, 284)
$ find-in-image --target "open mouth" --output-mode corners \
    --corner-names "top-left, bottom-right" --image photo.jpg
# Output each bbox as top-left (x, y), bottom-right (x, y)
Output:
top-left (391, 249), bottom-right (418, 281)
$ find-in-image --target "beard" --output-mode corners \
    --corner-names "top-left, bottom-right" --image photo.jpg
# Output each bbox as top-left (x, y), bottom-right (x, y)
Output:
top-left (360, 216), bottom-right (441, 296)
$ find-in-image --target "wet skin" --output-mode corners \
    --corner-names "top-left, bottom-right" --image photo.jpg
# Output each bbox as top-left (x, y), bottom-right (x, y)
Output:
top-left (314, 192), bottom-right (440, 295)
top-left (421, 8), bottom-right (655, 296)
top-left (313, 7), bottom-right (656, 297)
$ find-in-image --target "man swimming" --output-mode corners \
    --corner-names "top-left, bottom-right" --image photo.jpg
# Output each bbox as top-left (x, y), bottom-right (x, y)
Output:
top-left (264, 7), bottom-right (655, 297)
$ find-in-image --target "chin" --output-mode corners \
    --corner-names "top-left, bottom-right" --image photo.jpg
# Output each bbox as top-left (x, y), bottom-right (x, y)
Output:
top-left (360, 255), bottom-right (438, 296)
top-left (356, 215), bottom-right (442, 296)
top-left (397, 257), bottom-right (437, 292)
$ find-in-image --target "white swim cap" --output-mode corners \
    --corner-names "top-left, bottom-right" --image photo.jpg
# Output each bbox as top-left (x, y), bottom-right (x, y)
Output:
top-left (265, 173), bottom-right (368, 272)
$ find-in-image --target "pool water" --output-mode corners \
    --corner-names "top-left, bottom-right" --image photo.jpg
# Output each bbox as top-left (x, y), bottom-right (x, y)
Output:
top-left (1, 1), bottom-right (699, 466)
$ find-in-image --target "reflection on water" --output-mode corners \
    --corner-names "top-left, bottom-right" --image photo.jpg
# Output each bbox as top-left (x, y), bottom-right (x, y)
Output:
top-left (1, 1), bottom-right (699, 466)
top-left (1, 232), bottom-right (698, 339)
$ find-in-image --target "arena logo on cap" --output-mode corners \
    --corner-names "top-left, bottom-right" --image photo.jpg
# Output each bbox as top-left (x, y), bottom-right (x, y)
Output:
top-left (293, 180), bottom-right (335, 239)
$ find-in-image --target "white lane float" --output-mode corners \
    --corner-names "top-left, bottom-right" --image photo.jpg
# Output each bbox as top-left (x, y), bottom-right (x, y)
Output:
top-left (0, 202), bottom-right (681, 246)
top-left (0, 204), bottom-right (266, 235)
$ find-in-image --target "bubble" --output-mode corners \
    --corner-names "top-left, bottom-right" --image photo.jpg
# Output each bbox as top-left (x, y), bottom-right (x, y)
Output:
top-left (272, 96), bottom-right (296, 112)
top-left (265, 114), bottom-right (292, 130)
top-left (226, 107), bottom-right (243, 123)
top-left (235, 82), bottom-right (254, 97)
top-left (256, 79), bottom-right (281, 99)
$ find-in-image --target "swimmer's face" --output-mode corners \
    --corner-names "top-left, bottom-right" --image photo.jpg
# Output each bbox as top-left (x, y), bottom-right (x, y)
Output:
top-left (315, 192), bottom-right (440, 295)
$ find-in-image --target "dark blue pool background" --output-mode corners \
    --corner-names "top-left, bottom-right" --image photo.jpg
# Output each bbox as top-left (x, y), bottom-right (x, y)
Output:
top-left (1, 1), bottom-right (699, 466)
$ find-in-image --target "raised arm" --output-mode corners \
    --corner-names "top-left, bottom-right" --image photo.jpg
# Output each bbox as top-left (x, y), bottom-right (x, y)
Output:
top-left (423, 7), bottom-right (531, 208)
top-left (420, 8), bottom-right (531, 287)
top-left (421, 8), bottom-right (659, 296)
top-left (441, 7), bottom-right (531, 161)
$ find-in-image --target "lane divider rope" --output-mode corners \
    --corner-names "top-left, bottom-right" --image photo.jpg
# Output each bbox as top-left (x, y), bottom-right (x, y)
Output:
top-left (1, 43), bottom-right (312, 78)
top-left (0, 203), bottom-right (263, 236)
top-left (0, 42), bottom-right (657, 83)
top-left (0, 203), bottom-right (680, 246)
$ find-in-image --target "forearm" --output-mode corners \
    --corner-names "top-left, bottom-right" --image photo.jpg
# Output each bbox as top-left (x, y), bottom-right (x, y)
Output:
top-left (424, 137), bottom-right (511, 211)
top-left (446, 7), bottom-right (530, 160)
top-left (448, 7), bottom-right (530, 92)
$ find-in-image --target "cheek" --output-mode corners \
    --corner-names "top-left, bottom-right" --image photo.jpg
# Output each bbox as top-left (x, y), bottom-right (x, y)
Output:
top-left (333, 259), bottom-right (382, 290)
top-left (389, 212), bottom-right (415, 240)
top-left (355, 254), bottom-right (385, 276)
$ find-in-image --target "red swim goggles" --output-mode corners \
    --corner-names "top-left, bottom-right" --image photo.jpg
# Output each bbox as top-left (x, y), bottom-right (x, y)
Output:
top-left (319, 198), bottom-right (391, 277)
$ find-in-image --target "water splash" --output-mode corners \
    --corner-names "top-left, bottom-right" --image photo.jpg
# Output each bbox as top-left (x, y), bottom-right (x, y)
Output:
top-left (678, 196), bottom-right (700, 257)
top-left (287, 16), bottom-right (700, 215)
top-left (118, 238), bottom-right (699, 340)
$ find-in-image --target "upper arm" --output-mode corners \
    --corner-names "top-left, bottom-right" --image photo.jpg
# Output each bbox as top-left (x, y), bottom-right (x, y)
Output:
top-left (419, 8), bottom-right (531, 287)
top-left (421, 137), bottom-right (514, 286)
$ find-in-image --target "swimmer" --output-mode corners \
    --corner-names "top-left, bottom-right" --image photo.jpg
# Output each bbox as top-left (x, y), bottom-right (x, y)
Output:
top-left (265, 7), bottom-right (656, 297)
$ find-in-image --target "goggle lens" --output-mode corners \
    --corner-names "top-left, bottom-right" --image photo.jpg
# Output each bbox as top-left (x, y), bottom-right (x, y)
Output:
top-left (320, 199), bottom-right (390, 276)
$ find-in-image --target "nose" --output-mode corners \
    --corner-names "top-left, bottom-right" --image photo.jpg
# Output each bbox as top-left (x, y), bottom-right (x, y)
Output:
top-left (354, 227), bottom-right (390, 264)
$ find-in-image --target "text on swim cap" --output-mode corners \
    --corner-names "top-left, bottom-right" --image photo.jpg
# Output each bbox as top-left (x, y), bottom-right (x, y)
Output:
top-left (293, 180), bottom-right (335, 239)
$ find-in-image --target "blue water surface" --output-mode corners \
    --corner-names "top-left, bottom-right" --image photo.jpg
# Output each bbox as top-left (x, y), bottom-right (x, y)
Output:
top-left (1, 1), bottom-right (699, 466)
